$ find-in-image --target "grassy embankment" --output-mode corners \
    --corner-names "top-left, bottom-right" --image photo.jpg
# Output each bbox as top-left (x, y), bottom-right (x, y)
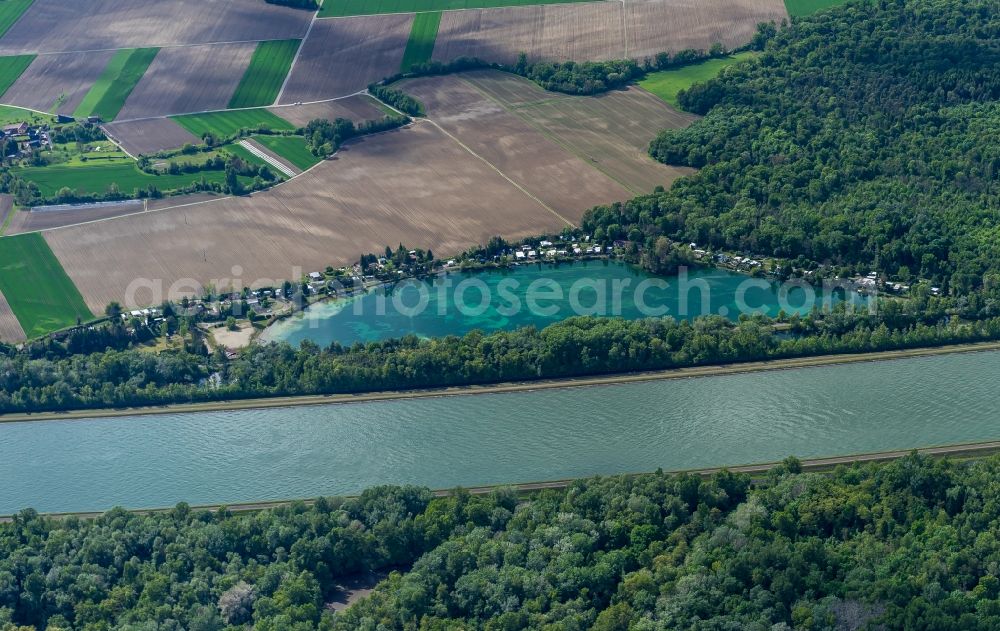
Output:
top-left (319, 0), bottom-right (595, 17)
top-left (0, 233), bottom-right (92, 338)
top-left (73, 47), bottom-right (159, 122)
top-left (639, 52), bottom-right (756, 108)
top-left (400, 11), bottom-right (441, 72)
top-left (228, 39), bottom-right (301, 109)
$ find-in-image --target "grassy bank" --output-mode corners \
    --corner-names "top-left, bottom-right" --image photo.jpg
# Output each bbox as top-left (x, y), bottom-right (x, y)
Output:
top-left (4, 340), bottom-right (999, 423)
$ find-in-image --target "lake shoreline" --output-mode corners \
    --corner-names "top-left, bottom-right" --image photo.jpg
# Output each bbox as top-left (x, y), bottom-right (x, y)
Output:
top-left (4, 340), bottom-right (999, 424)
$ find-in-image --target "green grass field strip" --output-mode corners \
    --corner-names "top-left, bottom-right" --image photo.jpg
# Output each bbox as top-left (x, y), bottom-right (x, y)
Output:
top-left (0, 54), bottom-right (34, 99)
top-left (73, 47), bottom-right (159, 121)
top-left (0, 104), bottom-right (53, 127)
top-left (251, 134), bottom-right (321, 171)
top-left (222, 142), bottom-right (273, 170)
top-left (0, 233), bottom-right (93, 338)
top-left (319, 0), bottom-right (594, 18)
top-left (400, 11), bottom-right (441, 72)
top-left (12, 161), bottom-right (256, 197)
top-left (229, 39), bottom-right (301, 109)
top-left (0, 0), bottom-right (33, 40)
top-left (639, 52), bottom-right (756, 108)
top-left (172, 108), bottom-right (296, 139)
top-left (783, 0), bottom-right (852, 17)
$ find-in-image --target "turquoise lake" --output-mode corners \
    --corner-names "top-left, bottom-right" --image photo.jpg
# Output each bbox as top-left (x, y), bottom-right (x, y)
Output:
top-left (263, 261), bottom-right (867, 347)
top-left (2, 351), bottom-right (997, 514)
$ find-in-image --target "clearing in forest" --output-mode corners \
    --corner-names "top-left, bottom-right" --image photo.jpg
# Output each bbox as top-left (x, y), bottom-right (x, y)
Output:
top-left (639, 52), bottom-right (756, 108)
top-left (0, 54), bottom-right (34, 98)
top-left (783, 0), bottom-right (850, 16)
top-left (229, 39), bottom-right (302, 109)
top-left (400, 12), bottom-right (441, 72)
top-left (0, 232), bottom-right (93, 338)
top-left (319, 0), bottom-right (599, 18)
top-left (171, 109), bottom-right (295, 140)
top-left (73, 47), bottom-right (159, 121)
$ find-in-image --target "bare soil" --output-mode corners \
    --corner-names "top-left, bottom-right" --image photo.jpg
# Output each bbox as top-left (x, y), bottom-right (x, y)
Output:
top-left (103, 118), bottom-right (201, 156)
top-left (0, 289), bottom-right (25, 343)
top-left (2, 51), bottom-right (115, 116)
top-left (269, 94), bottom-right (389, 127)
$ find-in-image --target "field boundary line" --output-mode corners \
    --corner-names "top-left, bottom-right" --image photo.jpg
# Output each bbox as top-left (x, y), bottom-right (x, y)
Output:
top-left (111, 90), bottom-right (369, 125)
top-left (2, 37), bottom-right (314, 59)
top-left (620, 0), bottom-right (628, 59)
top-left (460, 76), bottom-right (642, 194)
top-left (276, 8), bottom-right (319, 105)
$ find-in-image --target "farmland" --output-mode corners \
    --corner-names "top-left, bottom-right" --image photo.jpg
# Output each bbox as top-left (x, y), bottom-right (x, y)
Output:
top-left (2, 51), bottom-right (114, 116)
top-left (431, 3), bottom-right (626, 65)
top-left (269, 94), bottom-right (388, 127)
top-left (639, 51), bottom-right (757, 107)
top-left (318, 0), bottom-right (601, 18)
top-left (171, 108), bottom-right (295, 139)
top-left (783, 0), bottom-right (852, 16)
top-left (229, 39), bottom-right (302, 109)
top-left (0, 0), bottom-right (32, 40)
top-left (115, 43), bottom-right (256, 120)
top-left (0, 104), bottom-right (54, 125)
top-left (0, 232), bottom-right (93, 338)
top-left (0, 289), bottom-right (25, 343)
top-left (400, 12), bottom-right (442, 72)
top-left (625, 0), bottom-right (788, 60)
top-left (0, 0), bottom-right (311, 54)
top-left (279, 14), bottom-right (413, 104)
top-left (0, 54), bottom-right (33, 98)
top-left (103, 118), bottom-right (200, 156)
top-left (250, 134), bottom-right (320, 171)
top-left (73, 47), bottom-right (159, 122)
top-left (12, 161), bottom-right (238, 198)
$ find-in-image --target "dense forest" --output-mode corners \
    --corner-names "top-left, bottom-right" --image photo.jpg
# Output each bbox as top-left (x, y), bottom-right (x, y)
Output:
top-left (4, 453), bottom-right (1000, 629)
top-left (583, 0), bottom-right (1000, 295)
top-left (3, 304), bottom-right (999, 414)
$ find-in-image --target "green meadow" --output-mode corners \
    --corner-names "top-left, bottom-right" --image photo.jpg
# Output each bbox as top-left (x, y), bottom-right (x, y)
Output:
top-left (0, 0), bottom-right (33, 39)
top-left (639, 52), bottom-right (756, 108)
top-left (0, 54), bottom-right (34, 98)
top-left (0, 233), bottom-right (93, 338)
top-left (73, 47), bottom-right (159, 121)
top-left (172, 109), bottom-right (295, 139)
top-left (13, 161), bottom-right (240, 197)
top-left (319, 0), bottom-right (593, 17)
top-left (252, 134), bottom-right (321, 171)
top-left (229, 39), bottom-right (301, 109)
top-left (784, 0), bottom-right (852, 16)
top-left (400, 11), bottom-right (441, 72)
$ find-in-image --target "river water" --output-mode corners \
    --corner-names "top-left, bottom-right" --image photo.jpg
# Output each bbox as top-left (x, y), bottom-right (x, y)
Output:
top-left (2, 351), bottom-right (998, 514)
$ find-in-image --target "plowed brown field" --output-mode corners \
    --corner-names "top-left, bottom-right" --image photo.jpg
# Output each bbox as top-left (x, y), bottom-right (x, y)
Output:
top-left (269, 94), bottom-right (388, 127)
top-left (2, 51), bottom-right (115, 116)
top-left (103, 118), bottom-right (201, 156)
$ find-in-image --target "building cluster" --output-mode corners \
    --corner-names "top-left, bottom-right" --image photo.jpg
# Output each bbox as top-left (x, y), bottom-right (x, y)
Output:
top-left (2, 121), bottom-right (51, 157)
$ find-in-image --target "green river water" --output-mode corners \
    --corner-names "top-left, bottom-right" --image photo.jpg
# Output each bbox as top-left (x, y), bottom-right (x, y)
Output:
top-left (2, 351), bottom-right (998, 514)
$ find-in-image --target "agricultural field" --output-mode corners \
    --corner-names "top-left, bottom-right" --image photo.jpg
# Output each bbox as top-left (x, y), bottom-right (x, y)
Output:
top-left (115, 43), bottom-right (257, 120)
top-left (229, 39), bottom-right (302, 109)
top-left (103, 118), bottom-right (201, 156)
top-left (0, 54), bottom-right (33, 98)
top-left (399, 72), bottom-right (631, 214)
top-left (431, 3), bottom-right (626, 65)
top-left (73, 47), bottom-right (159, 122)
top-left (0, 289), bottom-right (25, 343)
top-left (269, 94), bottom-right (388, 127)
top-left (0, 0), bottom-right (32, 41)
top-left (783, 0), bottom-right (851, 16)
top-left (639, 51), bottom-right (757, 107)
top-left (250, 135), bottom-right (320, 172)
top-left (43, 123), bottom-right (577, 312)
top-left (625, 0), bottom-right (789, 60)
top-left (0, 0), bottom-right (311, 54)
top-left (2, 51), bottom-right (114, 116)
top-left (0, 104), bottom-right (54, 126)
top-left (401, 12), bottom-right (442, 72)
top-left (318, 0), bottom-right (600, 18)
top-left (171, 108), bottom-right (295, 140)
top-left (12, 160), bottom-right (243, 198)
top-left (279, 14), bottom-right (413, 104)
top-left (0, 232), bottom-right (93, 338)
top-left (461, 70), bottom-right (697, 193)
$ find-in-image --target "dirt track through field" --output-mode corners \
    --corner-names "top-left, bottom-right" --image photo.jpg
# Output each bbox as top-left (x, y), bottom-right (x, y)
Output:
top-left (400, 73), bottom-right (631, 216)
top-left (116, 43), bottom-right (258, 120)
top-left (2, 51), bottom-right (115, 116)
top-left (432, 3), bottom-right (625, 64)
top-left (279, 15), bottom-right (413, 104)
top-left (103, 118), bottom-right (201, 156)
top-left (0, 0), bottom-right (312, 54)
top-left (44, 123), bottom-right (568, 311)
top-left (269, 94), bottom-right (388, 127)
top-left (626, 0), bottom-right (789, 60)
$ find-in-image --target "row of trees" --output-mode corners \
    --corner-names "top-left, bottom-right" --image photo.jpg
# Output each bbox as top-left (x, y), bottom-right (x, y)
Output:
top-left (4, 308), bottom-right (1000, 414)
top-left (3, 452), bottom-right (1000, 629)
top-left (302, 115), bottom-right (410, 157)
